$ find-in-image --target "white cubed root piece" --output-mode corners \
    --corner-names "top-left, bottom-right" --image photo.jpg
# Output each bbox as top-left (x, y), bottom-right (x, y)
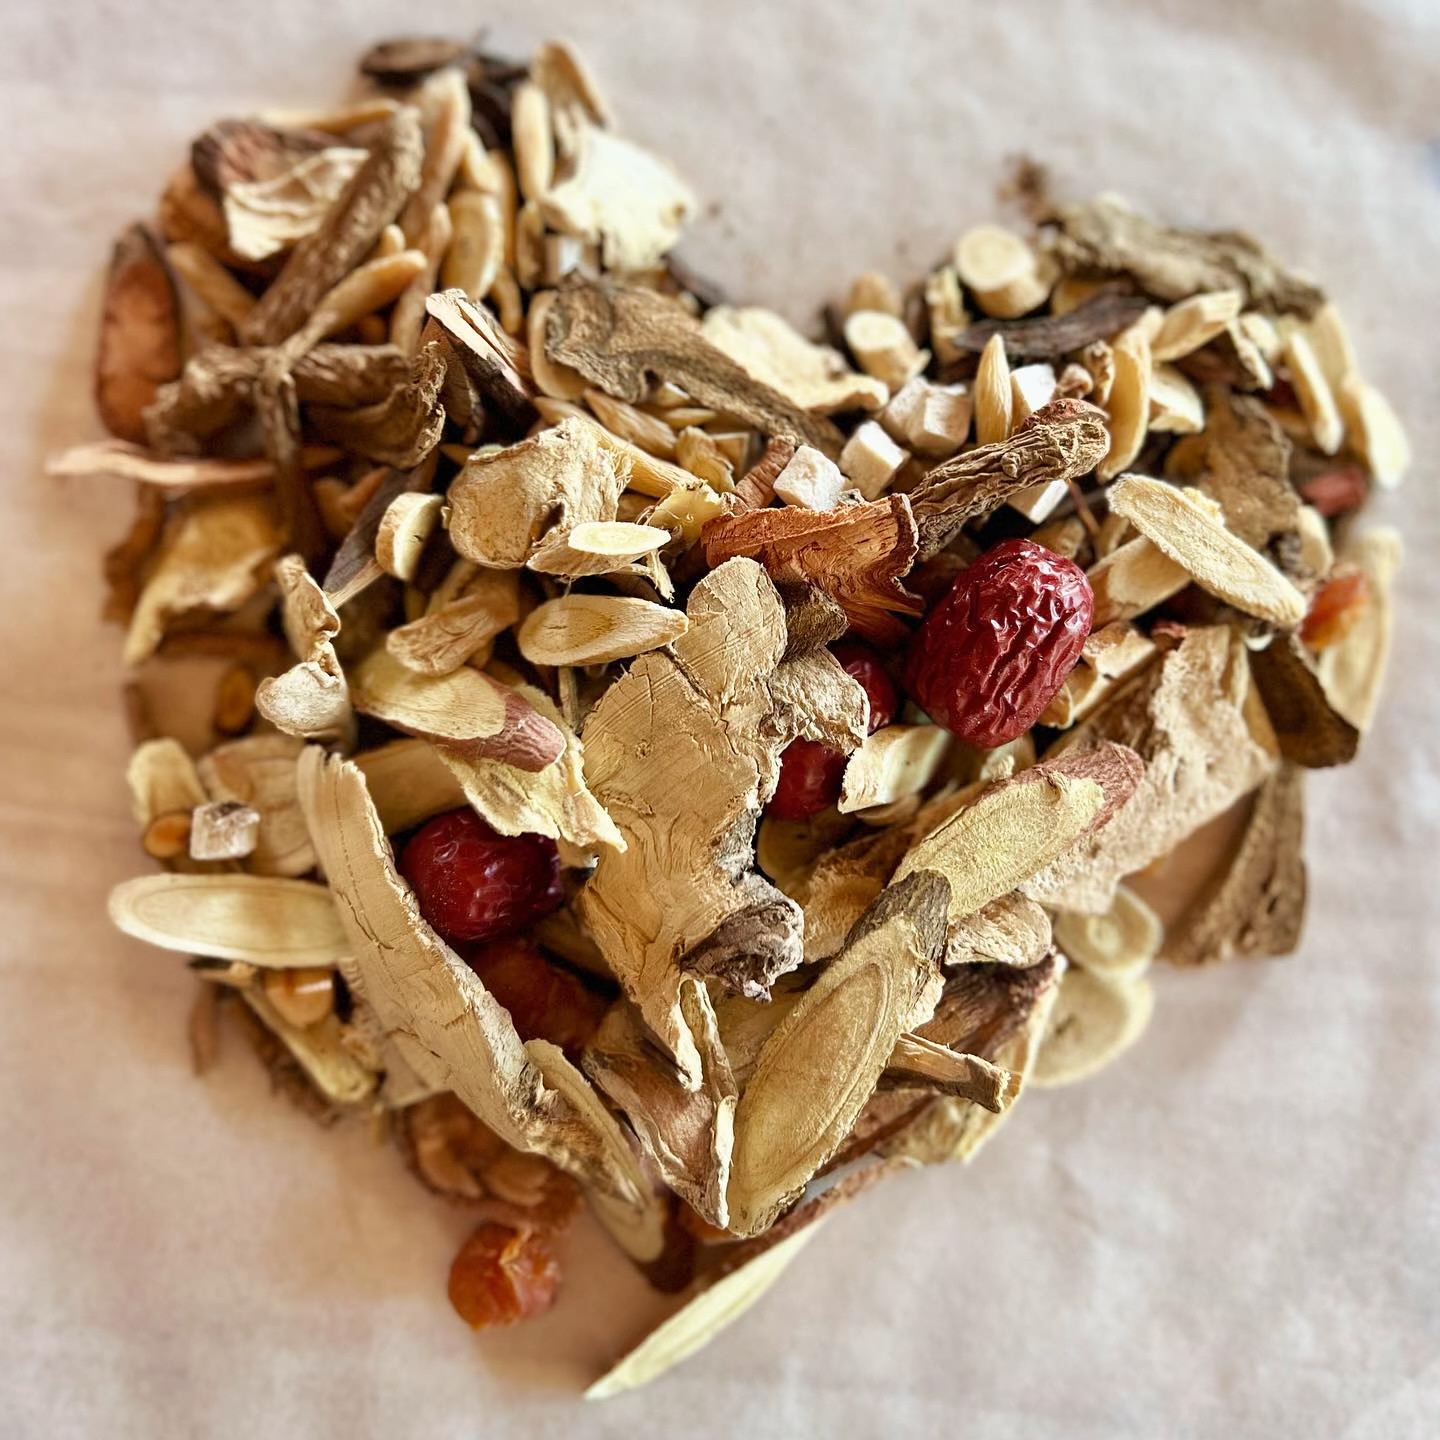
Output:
top-left (1009, 363), bottom-right (1057, 425)
top-left (773, 445), bottom-right (846, 509)
top-left (880, 377), bottom-right (973, 458)
top-left (843, 309), bottom-right (928, 392)
top-left (839, 420), bottom-right (909, 500)
top-left (1008, 479), bottom-right (1070, 523)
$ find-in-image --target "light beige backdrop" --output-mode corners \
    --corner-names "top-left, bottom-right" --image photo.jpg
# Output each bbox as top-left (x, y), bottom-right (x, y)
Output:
top-left (2, 2), bottom-right (1437, 1436)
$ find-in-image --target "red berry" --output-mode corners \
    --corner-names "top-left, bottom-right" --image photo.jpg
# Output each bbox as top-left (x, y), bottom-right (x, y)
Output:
top-left (448, 1221), bottom-right (560, 1329)
top-left (766, 642), bottom-right (898, 821)
top-left (463, 937), bottom-right (607, 1057)
top-left (904, 538), bottom-right (1093, 748)
top-left (399, 808), bottom-right (563, 946)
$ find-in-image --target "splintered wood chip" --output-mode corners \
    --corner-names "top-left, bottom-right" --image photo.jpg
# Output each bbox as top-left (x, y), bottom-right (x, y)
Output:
top-left (350, 647), bottom-right (566, 771)
top-left (1031, 967), bottom-right (1154, 1089)
top-left (295, 749), bottom-right (665, 1261)
top-left (1106, 475), bottom-right (1307, 627)
top-left (701, 496), bottom-right (922, 646)
top-left (516, 593), bottom-right (688, 666)
top-left (727, 870), bottom-right (949, 1236)
top-left (1249, 634), bottom-right (1359, 769)
top-left (256, 554), bottom-right (352, 740)
top-left (586, 1223), bottom-right (824, 1400)
top-left (1161, 765), bottom-right (1305, 967)
top-left (109, 873), bottom-right (346, 967)
top-left (1053, 884), bottom-right (1162, 983)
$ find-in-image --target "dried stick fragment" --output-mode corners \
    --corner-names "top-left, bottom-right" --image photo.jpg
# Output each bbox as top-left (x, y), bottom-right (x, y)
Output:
top-left (241, 109), bottom-right (424, 345)
top-left (1048, 196), bottom-right (1325, 315)
top-left (880, 1034), bottom-right (1017, 1111)
top-left (908, 398), bottom-right (1110, 559)
top-left (545, 277), bottom-right (842, 454)
top-left (949, 288), bottom-right (1150, 361)
top-left (256, 555), bottom-right (351, 740)
top-left (701, 495), bottom-right (922, 646)
top-left (96, 224), bottom-right (182, 444)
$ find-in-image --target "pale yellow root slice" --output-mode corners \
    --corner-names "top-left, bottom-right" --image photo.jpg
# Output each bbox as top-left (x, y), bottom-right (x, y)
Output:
top-left (838, 724), bottom-right (951, 814)
top-left (1317, 527), bottom-right (1402, 731)
top-left (1087, 535), bottom-right (1191, 627)
top-left (586, 1223), bottom-right (824, 1400)
top-left (973, 332), bottom-right (1013, 445)
top-left (1282, 327), bottom-right (1343, 456)
top-left (295, 748), bottom-right (665, 1261)
top-left (242, 990), bottom-right (377, 1106)
top-left (1030, 967), bottom-right (1154, 1089)
top-left (108, 873), bottom-right (346, 967)
top-left (352, 738), bottom-right (467, 835)
top-left (1106, 475), bottom-right (1306, 627)
top-left (516, 593), bottom-right (688, 666)
top-left (375, 492), bottom-right (444, 581)
top-left (954, 224), bottom-right (1051, 318)
top-left (1053, 883), bottom-right (1163, 983)
top-left (1337, 375), bottom-right (1411, 490)
top-left (1098, 325), bottom-right (1151, 480)
top-left (526, 520), bottom-right (670, 578)
top-left (1149, 289), bottom-right (1242, 362)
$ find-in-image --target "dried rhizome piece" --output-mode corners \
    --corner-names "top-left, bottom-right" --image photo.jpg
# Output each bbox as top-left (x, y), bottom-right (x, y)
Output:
top-left (75, 27), bottom-right (1404, 1397)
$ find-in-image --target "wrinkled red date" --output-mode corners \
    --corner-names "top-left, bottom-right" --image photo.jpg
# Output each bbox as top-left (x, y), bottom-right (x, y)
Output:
top-left (904, 538), bottom-right (1093, 748)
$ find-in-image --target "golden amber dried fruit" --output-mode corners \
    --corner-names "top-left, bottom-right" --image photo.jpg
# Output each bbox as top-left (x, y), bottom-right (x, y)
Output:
top-left (1301, 568), bottom-right (1370, 651)
top-left (447, 1221), bottom-right (561, 1329)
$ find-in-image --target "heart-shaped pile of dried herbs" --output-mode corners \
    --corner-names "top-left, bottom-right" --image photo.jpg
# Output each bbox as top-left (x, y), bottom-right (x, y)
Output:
top-left (54, 31), bottom-right (1405, 1397)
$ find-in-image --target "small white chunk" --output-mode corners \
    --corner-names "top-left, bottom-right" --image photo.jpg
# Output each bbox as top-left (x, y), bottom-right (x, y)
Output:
top-left (880, 377), bottom-right (973, 458)
top-left (1009, 363), bottom-right (1058, 426)
top-left (838, 421), bottom-right (908, 500)
top-left (773, 445), bottom-right (846, 509)
top-left (1008, 480), bottom-right (1070, 523)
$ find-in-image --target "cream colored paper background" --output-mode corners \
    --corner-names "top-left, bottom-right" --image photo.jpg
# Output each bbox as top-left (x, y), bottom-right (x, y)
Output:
top-left (2, 2), bottom-right (1437, 1436)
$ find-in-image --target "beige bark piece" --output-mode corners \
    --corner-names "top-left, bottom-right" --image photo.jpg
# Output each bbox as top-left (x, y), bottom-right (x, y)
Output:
top-left (295, 750), bottom-right (663, 1261)
top-left (585, 1223), bottom-right (823, 1400)
top-left (1283, 328), bottom-right (1343, 455)
top-left (517, 593), bottom-right (688, 667)
top-left (577, 559), bottom-right (866, 1086)
top-left (1150, 289), bottom-right (1242, 362)
top-left (944, 891), bottom-right (1053, 969)
top-left (1337, 375), bottom-right (1411, 490)
top-left (436, 684), bottom-right (624, 856)
top-left (256, 554), bottom-right (351, 740)
top-left (198, 735), bottom-right (314, 878)
top-left (109, 873), bottom-right (346, 967)
top-left (1031, 967), bottom-right (1154, 1089)
top-left (843, 309), bottom-right (927, 391)
top-left (1087, 534), bottom-right (1191, 627)
top-left (1162, 765), bottom-right (1305, 967)
top-left (214, 142), bottom-right (368, 263)
top-left (974, 333), bottom-right (1013, 445)
top-left (526, 289), bottom-right (589, 399)
top-left (539, 123), bottom-right (695, 272)
top-left (351, 738), bottom-right (466, 835)
top-left (1098, 324), bottom-right (1151, 480)
top-left (698, 305), bottom-right (887, 416)
top-left (123, 494), bottom-right (283, 666)
top-left (1028, 626), bottom-right (1275, 913)
top-left (1106, 475), bottom-right (1307, 626)
top-left (838, 725), bottom-right (951, 815)
top-left (955, 225), bottom-right (1049, 318)
top-left (241, 990), bottom-right (377, 1106)
top-left (387, 568), bottom-right (521, 677)
top-left (838, 420), bottom-right (908, 499)
top-left (127, 739), bottom-right (206, 826)
top-left (1148, 364), bottom-right (1204, 433)
top-left (880, 377), bottom-right (972, 458)
top-left (727, 870), bottom-right (949, 1235)
top-left (584, 980), bottom-right (736, 1226)
top-left (446, 416), bottom-right (628, 568)
top-left (188, 800), bottom-right (262, 862)
top-left (1054, 884), bottom-right (1163, 983)
top-left (48, 442), bottom-right (297, 490)
top-left (349, 647), bottom-right (566, 772)
top-left (1316, 527), bottom-right (1401, 731)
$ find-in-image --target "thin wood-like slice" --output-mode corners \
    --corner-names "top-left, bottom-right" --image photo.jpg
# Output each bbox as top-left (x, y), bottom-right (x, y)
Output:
top-left (375, 491), bottom-right (443, 581)
top-left (242, 991), bottom-right (376, 1106)
top-left (1283, 327), bottom-right (1343, 456)
top-left (1149, 289), bottom-right (1242, 362)
top-left (973, 333), bottom-right (1013, 444)
top-left (109, 873), bottom-right (346, 967)
top-left (1098, 324), bottom-right (1151, 480)
top-left (1053, 884), bottom-right (1162, 982)
top-left (350, 648), bottom-right (565, 771)
top-left (198, 735), bottom-right (314, 877)
top-left (1106, 475), bottom-right (1306, 627)
top-left (726, 870), bottom-right (949, 1236)
top-left (295, 749), bottom-right (664, 1261)
top-left (585, 1223), bottom-right (824, 1400)
top-left (1031, 968), bottom-right (1154, 1089)
top-left (1337, 375), bottom-right (1410, 490)
top-left (526, 520), bottom-right (670, 579)
top-left (516, 593), bottom-right (688, 667)
top-left (1316, 527), bottom-right (1401, 731)
top-left (838, 725), bottom-right (950, 814)
top-left (96, 223), bottom-right (182, 443)
top-left (949, 289), bottom-right (1150, 360)
top-left (1249, 634), bottom-right (1360, 768)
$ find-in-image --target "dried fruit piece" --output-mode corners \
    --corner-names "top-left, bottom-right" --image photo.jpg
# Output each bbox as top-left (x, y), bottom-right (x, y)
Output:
top-left (262, 966), bottom-right (335, 1029)
top-left (464, 938), bottom-right (606, 1057)
top-left (905, 539), bottom-right (1093, 748)
top-left (1301, 570), bottom-right (1370, 651)
top-left (399, 808), bottom-right (563, 946)
top-left (448, 1221), bottom-right (561, 1329)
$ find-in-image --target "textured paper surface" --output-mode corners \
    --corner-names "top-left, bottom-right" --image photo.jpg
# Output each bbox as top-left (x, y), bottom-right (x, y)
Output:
top-left (2, 2), bottom-right (1438, 1436)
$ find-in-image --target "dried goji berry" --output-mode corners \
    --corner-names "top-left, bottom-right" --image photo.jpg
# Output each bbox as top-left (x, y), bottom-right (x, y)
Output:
top-left (904, 537), bottom-right (1093, 748)
top-left (447, 1221), bottom-right (560, 1329)
top-left (1300, 568), bottom-right (1371, 650)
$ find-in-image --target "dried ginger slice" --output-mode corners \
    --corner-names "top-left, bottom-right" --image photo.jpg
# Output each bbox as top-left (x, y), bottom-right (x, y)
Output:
top-left (577, 558), bottom-right (866, 1087)
top-left (1028, 625), bottom-right (1276, 913)
top-left (294, 748), bottom-right (664, 1260)
top-left (726, 871), bottom-right (949, 1236)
